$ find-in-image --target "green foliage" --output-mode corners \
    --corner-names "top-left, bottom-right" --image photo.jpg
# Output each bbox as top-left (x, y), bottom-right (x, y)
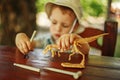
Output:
top-left (90, 1), bottom-right (104, 16)
top-left (36, 0), bottom-right (55, 12)
top-left (113, 0), bottom-right (120, 1)
top-left (81, 0), bottom-right (107, 17)
top-left (36, 0), bottom-right (107, 17)
top-left (114, 34), bottom-right (120, 57)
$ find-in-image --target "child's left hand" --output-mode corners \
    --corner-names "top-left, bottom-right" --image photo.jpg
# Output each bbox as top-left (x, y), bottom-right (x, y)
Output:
top-left (56, 33), bottom-right (81, 51)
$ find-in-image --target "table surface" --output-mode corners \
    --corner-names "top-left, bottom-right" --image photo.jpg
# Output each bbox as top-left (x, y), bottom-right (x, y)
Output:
top-left (0, 46), bottom-right (120, 80)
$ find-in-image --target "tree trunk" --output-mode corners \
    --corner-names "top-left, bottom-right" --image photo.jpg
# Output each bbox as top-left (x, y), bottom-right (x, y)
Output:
top-left (107, 0), bottom-right (112, 19)
top-left (0, 0), bottom-right (36, 46)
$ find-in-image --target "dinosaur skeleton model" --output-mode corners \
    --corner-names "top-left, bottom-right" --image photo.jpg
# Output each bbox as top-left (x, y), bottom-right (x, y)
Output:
top-left (43, 33), bottom-right (108, 68)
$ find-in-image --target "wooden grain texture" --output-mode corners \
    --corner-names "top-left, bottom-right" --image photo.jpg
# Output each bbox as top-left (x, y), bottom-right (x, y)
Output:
top-left (0, 46), bottom-right (120, 80)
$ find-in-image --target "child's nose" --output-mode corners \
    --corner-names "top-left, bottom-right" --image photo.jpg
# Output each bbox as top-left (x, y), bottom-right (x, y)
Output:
top-left (56, 24), bottom-right (61, 32)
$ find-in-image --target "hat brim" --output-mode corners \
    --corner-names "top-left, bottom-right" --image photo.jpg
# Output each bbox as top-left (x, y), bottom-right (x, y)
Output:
top-left (45, 1), bottom-right (84, 33)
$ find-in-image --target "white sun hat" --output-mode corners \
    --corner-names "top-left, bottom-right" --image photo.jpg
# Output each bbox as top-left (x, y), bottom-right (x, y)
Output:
top-left (45, 0), bottom-right (85, 33)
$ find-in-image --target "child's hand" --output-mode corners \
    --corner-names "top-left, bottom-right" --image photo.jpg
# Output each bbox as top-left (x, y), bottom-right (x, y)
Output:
top-left (57, 34), bottom-right (81, 51)
top-left (57, 33), bottom-right (90, 54)
top-left (15, 33), bottom-right (33, 54)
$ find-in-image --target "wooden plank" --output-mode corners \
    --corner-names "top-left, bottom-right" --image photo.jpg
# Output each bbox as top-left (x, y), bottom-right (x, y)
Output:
top-left (87, 55), bottom-right (120, 69)
top-left (83, 66), bottom-right (120, 79)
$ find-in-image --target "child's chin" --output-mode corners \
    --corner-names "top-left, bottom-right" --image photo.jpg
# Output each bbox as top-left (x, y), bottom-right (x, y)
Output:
top-left (55, 37), bottom-right (59, 40)
top-left (54, 36), bottom-right (59, 40)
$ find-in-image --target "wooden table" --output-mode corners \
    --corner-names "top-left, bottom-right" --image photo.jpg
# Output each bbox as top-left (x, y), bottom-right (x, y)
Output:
top-left (0, 46), bottom-right (120, 80)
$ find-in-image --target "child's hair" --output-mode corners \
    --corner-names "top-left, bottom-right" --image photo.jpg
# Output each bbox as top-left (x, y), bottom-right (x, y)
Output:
top-left (49, 4), bottom-right (76, 18)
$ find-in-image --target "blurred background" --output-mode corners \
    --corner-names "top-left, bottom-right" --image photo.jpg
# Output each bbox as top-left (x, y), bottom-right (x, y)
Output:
top-left (0, 0), bottom-right (120, 57)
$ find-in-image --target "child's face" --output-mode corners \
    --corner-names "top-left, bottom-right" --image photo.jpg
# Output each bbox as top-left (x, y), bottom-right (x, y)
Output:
top-left (50, 7), bottom-right (76, 40)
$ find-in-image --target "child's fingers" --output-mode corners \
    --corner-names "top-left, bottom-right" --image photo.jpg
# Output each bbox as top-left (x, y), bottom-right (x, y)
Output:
top-left (64, 36), bottom-right (70, 49)
top-left (15, 33), bottom-right (32, 54)
top-left (17, 43), bottom-right (26, 54)
top-left (59, 35), bottom-right (70, 51)
top-left (70, 34), bottom-right (74, 44)
top-left (21, 42), bottom-right (29, 53)
top-left (70, 34), bottom-right (81, 44)
top-left (17, 40), bottom-right (30, 54)
top-left (56, 38), bottom-right (61, 49)
top-left (61, 38), bottom-right (66, 50)
top-left (26, 41), bottom-right (33, 50)
top-left (57, 36), bottom-right (66, 50)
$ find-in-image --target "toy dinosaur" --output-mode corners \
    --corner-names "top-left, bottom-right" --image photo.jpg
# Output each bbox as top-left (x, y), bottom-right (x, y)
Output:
top-left (43, 33), bottom-right (108, 68)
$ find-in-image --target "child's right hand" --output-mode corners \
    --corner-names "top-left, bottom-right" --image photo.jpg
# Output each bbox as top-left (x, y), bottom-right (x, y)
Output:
top-left (15, 33), bottom-right (33, 54)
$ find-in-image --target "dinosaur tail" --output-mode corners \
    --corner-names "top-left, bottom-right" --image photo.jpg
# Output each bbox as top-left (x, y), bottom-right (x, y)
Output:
top-left (84, 33), bottom-right (109, 43)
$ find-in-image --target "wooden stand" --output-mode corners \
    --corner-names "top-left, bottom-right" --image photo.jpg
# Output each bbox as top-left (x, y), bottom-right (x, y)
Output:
top-left (102, 20), bottom-right (118, 56)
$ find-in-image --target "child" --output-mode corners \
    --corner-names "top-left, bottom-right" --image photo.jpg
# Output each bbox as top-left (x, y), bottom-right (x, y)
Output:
top-left (15, 0), bottom-right (90, 55)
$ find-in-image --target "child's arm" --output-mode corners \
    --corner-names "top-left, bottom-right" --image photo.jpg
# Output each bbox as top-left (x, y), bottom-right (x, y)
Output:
top-left (15, 33), bottom-right (34, 54)
top-left (57, 33), bottom-right (90, 54)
